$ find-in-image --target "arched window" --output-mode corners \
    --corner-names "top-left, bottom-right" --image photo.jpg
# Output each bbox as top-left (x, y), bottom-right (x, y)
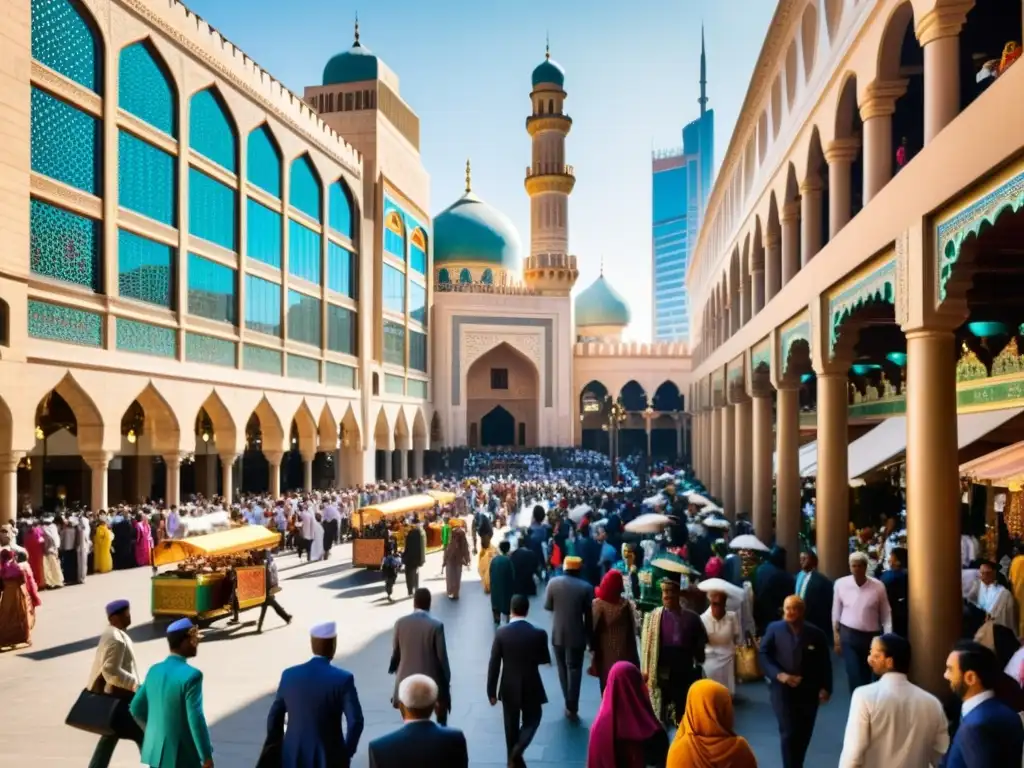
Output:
top-left (438, 268), bottom-right (450, 284)
top-left (119, 40), bottom-right (176, 136)
top-left (289, 154), bottom-right (322, 221)
top-left (31, 87), bottom-right (101, 197)
top-left (189, 88), bottom-right (237, 172)
top-left (409, 228), bottom-right (427, 274)
top-left (383, 211), bottom-right (405, 259)
top-left (481, 268), bottom-right (493, 285)
top-left (0, 298), bottom-right (9, 347)
top-left (372, 372), bottom-right (380, 396)
top-left (189, 88), bottom-right (238, 251)
top-left (329, 180), bottom-right (354, 238)
top-left (459, 268), bottom-right (472, 284)
top-left (31, 0), bottom-right (102, 94)
top-left (548, 98), bottom-right (554, 114)
top-left (247, 124), bottom-right (281, 198)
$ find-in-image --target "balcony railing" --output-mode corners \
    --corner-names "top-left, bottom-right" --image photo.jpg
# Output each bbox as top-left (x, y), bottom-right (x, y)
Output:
top-left (525, 164), bottom-right (574, 178)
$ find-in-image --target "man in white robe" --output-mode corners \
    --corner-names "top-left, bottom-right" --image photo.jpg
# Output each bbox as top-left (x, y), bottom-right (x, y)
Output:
top-left (975, 560), bottom-right (1016, 632)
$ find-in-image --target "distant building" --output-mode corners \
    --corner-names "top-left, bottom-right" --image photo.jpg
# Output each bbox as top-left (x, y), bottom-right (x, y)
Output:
top-left (651, 29), bottom-right (714, 342)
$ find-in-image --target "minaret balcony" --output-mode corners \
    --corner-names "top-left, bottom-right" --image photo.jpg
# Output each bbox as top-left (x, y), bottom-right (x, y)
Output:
top-left (526, 113), bottom-right (573, 136)
top-left (524, 164), bottom-right (576, 195)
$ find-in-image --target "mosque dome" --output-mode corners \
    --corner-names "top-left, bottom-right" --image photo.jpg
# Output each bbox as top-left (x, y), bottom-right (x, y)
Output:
top-left (532, 55), bottom-right (565, 88)
top-left (575, 273), bottom-right (632, 328)
top-left (433, 190), bottom-right (522, 270)
top-left (322, 22), bottom-right (379, 85)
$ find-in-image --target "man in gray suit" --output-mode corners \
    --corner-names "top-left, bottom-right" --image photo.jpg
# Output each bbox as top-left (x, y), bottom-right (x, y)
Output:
top-left (543, 555), bottom-right (594, 720)
top-left (389, 588), bottom-right (453, 724)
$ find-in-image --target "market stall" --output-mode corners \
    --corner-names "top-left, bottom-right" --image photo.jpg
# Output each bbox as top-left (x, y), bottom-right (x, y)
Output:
top-left (352, 494), bottom-right (440, 568)
top-left (150, 525), bottom-right (280, 621)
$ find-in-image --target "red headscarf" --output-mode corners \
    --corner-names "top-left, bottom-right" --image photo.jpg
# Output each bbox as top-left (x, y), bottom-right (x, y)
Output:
top-left (587, 661), bottom-right (663, 768)
top-left (595, 569), bottom-right (624, 604)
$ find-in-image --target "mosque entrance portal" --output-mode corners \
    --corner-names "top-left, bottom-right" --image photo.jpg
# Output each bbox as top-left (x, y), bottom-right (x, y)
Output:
top-left (465, 342), bottom-right (538, 447)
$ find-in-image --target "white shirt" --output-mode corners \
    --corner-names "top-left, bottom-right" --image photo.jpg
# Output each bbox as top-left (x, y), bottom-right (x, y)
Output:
top-left (300, 510), bottom-right (315, 539)
top-left (961, 689), bottom-right (995, 718)
top-left (87, 625), bottom-right (140, 693)
top-left (838, 672), bottom-right (949, 768)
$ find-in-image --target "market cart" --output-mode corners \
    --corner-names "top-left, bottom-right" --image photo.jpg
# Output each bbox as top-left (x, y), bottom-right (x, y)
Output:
top-left (351, 494), bottom-right (440, 568)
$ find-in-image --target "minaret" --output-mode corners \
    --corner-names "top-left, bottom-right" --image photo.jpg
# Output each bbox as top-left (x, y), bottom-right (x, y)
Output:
top-left (698, 24), bottom-right (708, 116)
top-left (522, 39), bottom-right (578, 295)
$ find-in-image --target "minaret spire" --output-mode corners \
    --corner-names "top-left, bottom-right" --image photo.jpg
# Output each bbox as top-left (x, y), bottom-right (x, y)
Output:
top-left (465, 158), bottom-right (472, 194)
top-left (353, 12), bottom-right (361, 47)
top-left (545, 32), bottom-right (550, 60)
top-left (699, 24), bottom-right (708, 116)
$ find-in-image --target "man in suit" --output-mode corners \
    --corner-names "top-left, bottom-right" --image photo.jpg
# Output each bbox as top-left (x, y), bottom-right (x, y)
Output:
top-left (88, 599), bottom-right (144, 768)
top-left (129, 618), bottom-right (214, 768)
top-left (943, 639), bottom-right (1024, 768)
top-left (838, 634), bottom-right (948, 767)
top-left (265, 621), bottom-right (364, 768)
top-left (368, 674), bottom-right (467, 768)
top-left (759, 595), bottom-right (832, 768)
top-left (488, 594), bottom-right (551, 768)
top-left (389, 588), bottom-right (452, 725)
top-left (879, 547), bottom-right (908, 638)
top-left (795, 549), bottom-right (834, 637)
top-left (402, 520), bottom-right (426, 596)
top-left (543, 555), bottom-right (593, 720)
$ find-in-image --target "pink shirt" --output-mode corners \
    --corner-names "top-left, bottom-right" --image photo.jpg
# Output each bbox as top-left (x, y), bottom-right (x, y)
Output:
top-left (832, 575), bottom-right (892, 634)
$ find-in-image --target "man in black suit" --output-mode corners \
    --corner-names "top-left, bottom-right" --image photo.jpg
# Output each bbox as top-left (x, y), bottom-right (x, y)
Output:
top-left (368, 674), bottom-right (468, 768)
top-left (487, 594), bottom-right (551, 768)
top-left (795, 549), bottom-right (833, 637)
top-left (759, 595), bottom-right (833, 768)
top-left (402, 520), bottom-right (426, 596)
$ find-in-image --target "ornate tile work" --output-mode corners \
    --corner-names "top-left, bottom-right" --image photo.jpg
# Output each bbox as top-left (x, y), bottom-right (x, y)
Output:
top-left (30, 199), bottom-right (101, 290)
top-left (118, 41), bottom-right (176, 136)
top-left (287, 353), bottom-right (320, 383)
top-left (118, 229), bottom-right (173, 307)
top-left (780, 319), bottom-right (811, 375)
top-left (189, 89), bottom-right (237, 172)
top-left (27, 299), bottom-right (102, 346)
top-left (326, 362), bottom-right (356, 389)
top-left (119, 130), bottom-right (176, 225)
top-left (243, 343), bottom-right (282, 375)
top-left (31, 0), bottom-right (101, 94)
top-left (828, 259), bottom-right (895, 355)
top-left (189, 167), bottom-right (237, 251)
top-left (115, 318), bottom-right (176, 357)
top-left (30, 87), bottom-right (101, 195)
top-left (185, 332), bottom-right (235, 367)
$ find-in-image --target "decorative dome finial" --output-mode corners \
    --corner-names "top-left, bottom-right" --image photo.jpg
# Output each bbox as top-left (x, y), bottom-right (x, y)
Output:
top-left (465, 158), bottom-right (472, 194)
top-left (354, 11), bottom-right (360, 47)
top-left (600, 255), bottom-right (604, 276)
top-left (545, 32), bottom-right (550, 60)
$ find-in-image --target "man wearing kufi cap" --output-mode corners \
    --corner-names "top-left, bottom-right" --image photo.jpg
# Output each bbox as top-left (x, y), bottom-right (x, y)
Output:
top-left (543, 554), bottom-right (594, 720)
top-left (266, 621), bottom-right (364, 767)
top-left (130, 618), bottom-right (213, 768)
top-left (85, 600), bottom-right (143, 767)
top-left (367, 674), bottom-right (468, 767)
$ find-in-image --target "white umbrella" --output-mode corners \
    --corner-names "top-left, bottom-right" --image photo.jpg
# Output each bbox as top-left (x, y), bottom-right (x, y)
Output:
top-left (687, 492), bottom-right (714, 507)
top-left (728, 534), bottom-right (770, 553)
top-left (569, 504), bottom-right (592, 523)
top-left (642, 494), bottom-right (665, 508)
top-left (592, 517), bottom-right (609, 528)
top-left (701, 516), bottom-right (731, 530)
top-left (697, 577), bottom-right (746, 601)
top-left (655, 472), bottom-right (675, 483)
top-left (624, 513), bottom-right (671, 534)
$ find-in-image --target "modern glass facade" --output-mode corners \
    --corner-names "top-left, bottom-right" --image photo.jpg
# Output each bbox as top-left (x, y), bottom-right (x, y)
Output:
top-left (383, 264), bottom-right (405, 315)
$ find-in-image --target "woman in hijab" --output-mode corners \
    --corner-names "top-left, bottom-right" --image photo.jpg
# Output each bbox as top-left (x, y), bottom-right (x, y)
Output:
top-left (0, 549), bottom-right (33, 648)
top-left (667, 679), bottom-right (757, 768)
top-left (591, 570), bottom-right (640, 693)
top-left (587, 661), bottom-right (668, 768)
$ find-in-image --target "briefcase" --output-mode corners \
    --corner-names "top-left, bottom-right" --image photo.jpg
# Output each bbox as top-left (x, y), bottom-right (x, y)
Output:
top-left (65, 688), bottom-right (121, 736)
top-left (735, 638), bottom-right (763, 683)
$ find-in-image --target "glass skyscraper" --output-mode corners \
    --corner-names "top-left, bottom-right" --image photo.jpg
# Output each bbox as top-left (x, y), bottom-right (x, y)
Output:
top-left (652, 30), bottom-right (714, 342)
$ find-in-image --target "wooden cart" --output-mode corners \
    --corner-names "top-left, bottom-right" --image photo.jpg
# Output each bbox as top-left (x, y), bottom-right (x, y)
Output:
top-left (351, 494), bottom-right (440, 568)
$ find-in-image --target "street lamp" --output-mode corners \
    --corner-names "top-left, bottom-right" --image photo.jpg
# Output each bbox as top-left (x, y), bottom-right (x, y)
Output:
top-left (643, 404), bottom-right (655, 463)
top-left (604, 395), bottom-right (627, 483)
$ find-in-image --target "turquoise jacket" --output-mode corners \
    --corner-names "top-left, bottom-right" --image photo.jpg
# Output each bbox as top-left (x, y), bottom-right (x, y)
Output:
top-left (130, 654), bottom-right (213, 768)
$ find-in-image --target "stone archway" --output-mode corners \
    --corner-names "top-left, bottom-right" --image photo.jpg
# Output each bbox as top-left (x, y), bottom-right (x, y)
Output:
top-left (481, 406), bottom-right (515, 447)
top-left (465, 342), bottom-right (539, 448)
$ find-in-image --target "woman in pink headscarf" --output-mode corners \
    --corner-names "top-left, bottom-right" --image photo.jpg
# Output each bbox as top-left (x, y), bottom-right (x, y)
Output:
top-left (133, 512), bottom-right (153, 568)
top-left (587, 661), bottom-right (669, 768)
top-left (23, 523), bottom-right (45, 586)
top-left (0, 549), bottom-right (33, 648)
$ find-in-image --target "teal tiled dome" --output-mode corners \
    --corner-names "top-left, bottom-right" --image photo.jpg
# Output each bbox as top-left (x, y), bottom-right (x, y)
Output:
top-left (322, 24), bottom-right (379, 86)
top-left (575, 274), bottom-right (631, 328)
top-left (433, 191), bottom-right (522, 270)
top-left (532, 56), bottom-right (565, 88)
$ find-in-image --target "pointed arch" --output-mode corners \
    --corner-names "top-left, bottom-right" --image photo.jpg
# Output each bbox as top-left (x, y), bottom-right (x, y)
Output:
top-left (247, 123), bottom-right (282, 197)
top-left (189, 86), bottom-right (238, 172)
top-left (252, 396), bottom-right (286, 454)
top-left (619, 380), bottom-right (648, 411)
top-left (290, 400), bottom-right (318, 456)
top-left (133, 381), bottom-right (182, 453)
top-left (289, 153), bottom-right (322, 221)
top-left (31, 0), bottom-right (104, 94)
top-left (652, 381), bottom-right (683, 411)
top-left (394, 408), bottom-right (411, 451)
top-left (40, 372), bottom-right (105, 453)
top-left (316, 402), bottom-right (340, 450)
top-left (196, 390), bottom-right (239, 455)
top-left (412, 408), bottom-right (429, 448)
top-left (824, 0), bottom-right (844, 42)
top-left (340, 402), bottom-right (362, 448)
top-left (118, 38), bottom-right (177, 136)
top-left (409, 227), bottom-right (427, 274)
top-left (329, 178), bottom-right (355, 238)
top-left (801, 2), bottom-right (818, 79)
top-left (373, 406), bottom-right (393, 451)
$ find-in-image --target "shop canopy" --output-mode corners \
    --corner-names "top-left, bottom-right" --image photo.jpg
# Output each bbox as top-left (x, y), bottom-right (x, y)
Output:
top-left (354, 493), bottom-right (438, 529)
top-left (960, 438), bottom-right (1024, 489)
top-left (153, 525), bottom-right (280, 567)
top-left (425, 490), bottom-right (457, 505)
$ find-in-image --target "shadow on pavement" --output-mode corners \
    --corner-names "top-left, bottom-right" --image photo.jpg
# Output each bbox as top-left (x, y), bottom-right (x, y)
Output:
top-left (20, 620), bottom-right (168, 662)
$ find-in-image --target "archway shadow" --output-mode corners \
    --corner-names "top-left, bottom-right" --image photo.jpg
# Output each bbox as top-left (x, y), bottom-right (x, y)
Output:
top-left (19, 620), bottom-right (167, 662)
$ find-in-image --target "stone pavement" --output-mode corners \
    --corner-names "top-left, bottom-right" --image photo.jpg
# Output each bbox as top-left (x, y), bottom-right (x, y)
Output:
top-left (1, 542), bottom-right (850, 767)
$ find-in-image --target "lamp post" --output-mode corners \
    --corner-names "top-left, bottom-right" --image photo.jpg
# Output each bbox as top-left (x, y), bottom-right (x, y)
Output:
top-left (643, 405), bottom-right (655, 464)
top-left (604, 395), bottom-right (627, 484)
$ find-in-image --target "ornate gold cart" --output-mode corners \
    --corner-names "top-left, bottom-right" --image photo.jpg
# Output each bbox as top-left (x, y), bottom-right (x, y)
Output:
top-left (352, 494), bottom-right (442, 568)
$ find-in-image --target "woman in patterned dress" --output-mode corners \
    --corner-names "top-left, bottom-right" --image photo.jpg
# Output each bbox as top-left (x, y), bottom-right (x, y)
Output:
top-left (591, 570), bottom-right (640, 693)
top-left (0, 549), bottom-right (33, 649)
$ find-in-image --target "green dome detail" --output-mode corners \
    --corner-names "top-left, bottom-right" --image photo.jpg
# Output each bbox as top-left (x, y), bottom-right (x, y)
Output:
top-left (575, 274), bottom-right (631, 327)
top-left (532, 57), bottom-right (565, 87)
top-left (322, 41), bottom-right (379, 85)
top-left (433, 191), bottom-right (522, 270)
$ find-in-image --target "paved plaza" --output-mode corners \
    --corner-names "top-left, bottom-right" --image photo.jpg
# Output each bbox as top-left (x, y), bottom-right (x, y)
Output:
top-left (2, 543), bottom-right (850, 767)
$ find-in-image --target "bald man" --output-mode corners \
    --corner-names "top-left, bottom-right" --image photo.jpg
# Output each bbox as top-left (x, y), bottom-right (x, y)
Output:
top-left (367, 675), bottom-right (467, 768)
top-left (759, 596), bottom-right (832, 768)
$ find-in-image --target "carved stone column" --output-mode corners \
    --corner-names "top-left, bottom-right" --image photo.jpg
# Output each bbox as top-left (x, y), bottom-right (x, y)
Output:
top-left (781, 203), bottom-right (801, 286)
top-left (816, 372), bottom-right (850, 580)
top-left (917, 7), bottom-right (967, 143)
top-left (825, 139), bottom-right (859, 237)
top-left (860, 81), bottom-right (907, 204)
top-left (775, 385), bottom-right (800, 572)
top-left (765, 231), bottom-right (782, 302)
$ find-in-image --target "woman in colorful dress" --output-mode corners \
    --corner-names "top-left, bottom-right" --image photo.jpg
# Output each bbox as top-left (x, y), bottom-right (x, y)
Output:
top-left (93, 517), bottom-right (113, 574)
top-left (23, 522), bottom-right (45, 586)
top-left (0, 549), bottom-right (33, 649)
top-left (133, 512), bottom-right (153, 568)
top-left (591, 570), bottom-right (640, 693)
top-left (443, 526), bottom-right (471, 599)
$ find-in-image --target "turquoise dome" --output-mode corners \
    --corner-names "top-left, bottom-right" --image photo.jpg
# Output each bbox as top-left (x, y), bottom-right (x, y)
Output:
top-left (433, 192), bottom-right (522, 269)
top-left (322, 41), bottom-right (379, 85)
top-left (532, 57), bottom-right (565, 87)
top-left (575, 274), bottom-right (632, 328)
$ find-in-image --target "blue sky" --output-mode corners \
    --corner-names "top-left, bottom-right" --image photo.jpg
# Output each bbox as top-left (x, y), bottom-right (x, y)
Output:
top-left (184, 0), bottom-right (776, 341)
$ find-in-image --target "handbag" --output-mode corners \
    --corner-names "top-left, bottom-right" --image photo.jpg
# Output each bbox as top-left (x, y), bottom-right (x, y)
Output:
top-left (65, 676), bottom-right (121, 736)
top-left (735, 638), bottom-right (763, 683)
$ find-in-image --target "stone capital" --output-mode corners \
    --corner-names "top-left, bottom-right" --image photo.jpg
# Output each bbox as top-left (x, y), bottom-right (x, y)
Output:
top-left (0, 452), bottom-right (25, 473)
top-left (800, 178), bottom-right (824, 197)
top-left (300, 452), bottom-right (317, 464)
top-left (82, 452), bottom-right (113, 472)
top-left (764, 230), bottom-right (781, 249)
top-left (824, 137), bottom-right (861, 165)
top-left (859, 80), bottom-right (909, 120)
top-left (162, 454), bottom-right (182, 469)
top-left (264, 451), bottom-right (284, 466)
top-left (218, 452), bottom-right (241, 464)
top-left (781, 202), bottom-right (801, 223)
top-left (915, 3), bottom-right (971, 46)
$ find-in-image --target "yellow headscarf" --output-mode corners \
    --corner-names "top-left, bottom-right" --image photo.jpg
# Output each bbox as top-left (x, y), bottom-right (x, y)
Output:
top-left (666, 680), bottom-right (757, 768)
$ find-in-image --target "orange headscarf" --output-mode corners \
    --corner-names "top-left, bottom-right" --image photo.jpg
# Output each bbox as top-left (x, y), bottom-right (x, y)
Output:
top-left (666, 680), bottom-right (757, 768)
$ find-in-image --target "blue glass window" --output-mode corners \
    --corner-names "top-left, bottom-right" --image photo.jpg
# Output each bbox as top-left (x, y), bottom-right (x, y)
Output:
top-left (383, 319), bottom-right (405, 366)
top-left (243, 343), bottom-right (282, 375)
top-left (186, 332), bottom-right (235, 367)
top-left (288, 353), bottom-right (320, 382)
top-left (31, 0), bottom-right (101, 93)
top-left (409, 330), bottom-right (427, 372)
top-left (31, 87), bottom-right (101, 196)
top-left (244, 274), bottom-right (281, 336)
top-left (118, 130), bottom-right (176, 225)
top-left (188, 167), bottom-right (237, 250)
top-left (288, 219), bottom-right (321, 284)
top-left (289, 155), bottom-right (321, 221)
top-left (481, 269), bottom-right (493, 285)
top-left (118, 229), bottom-right (173, 307)
top-left (329, 181), bottom-right (353, 238)
top-left (408, 379), bottom-right (427, 399)
top-left (459, 268), bottom-right (472, 284)
top-left (287, 289), bottom-right (321, 346)
top-left (247, 125), bottom-right (281, 197)
top-left (409, 280), bottom-right (426, 326)
top-left (28, 299), bottom-right (102, 346)
top-left (384, 221), bottom-right (405, 259)
top-left (327, 242), bottom-right (356, 298)
top-left (385, 374), bottom-right (404, 395)
top-left (438, 268), bottom-right (450, 284)
top-left (383, 264), bottom-right (405, 315)
top-left (327, 303), bottom-right (356, 355)
top-left (187, 253), bottom-right (236, 324)
top-left (118, 41), bottom-right (175, 136)
top-left (409, 235), bottom-right (427, 274)
top-left (30, 199), bottom-right (100, 290)
top-left (116, 318), bottom-right (176, 358)
top-left (326, 362), bottom-right (356, 389)
top-left (246, 198), bottom-right (281, 268)
top-left (189, 88), bottom-right (236, 172)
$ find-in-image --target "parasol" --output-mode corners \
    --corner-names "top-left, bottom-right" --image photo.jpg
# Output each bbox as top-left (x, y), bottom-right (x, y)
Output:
top-left (650, 552), bottom-right (699, 576)
top-left (568, 504), bottom-right (592, 523)
top-left (697, 577), bottom-right (746, 601)
top-left (728, 534), bottom-right (770, 552)
top-left (624, 513), bottom-right (671, 534)
top-left (701, 516), bottom-right (731, 530)
top-left (686, 493), bottom-right (714, 507)
top-left (654, 472), bottom-right (675, 482)
top-left (642, 494), bottom-right (666, 508)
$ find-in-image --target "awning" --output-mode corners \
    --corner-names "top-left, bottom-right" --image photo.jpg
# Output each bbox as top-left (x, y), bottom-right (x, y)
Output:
top-left (152, 525), bottom-right (281, 567)
top-left (773, 440), bottom-right (818, 476)
top-left (960, 436), bottom-right (1024, 489)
